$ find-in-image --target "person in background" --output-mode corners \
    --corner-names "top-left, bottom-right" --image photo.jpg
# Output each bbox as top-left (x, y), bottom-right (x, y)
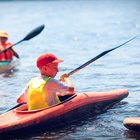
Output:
top-left (0, 31), bottom-right (19, 61)
top-left (17, 53), bottom-right (74, 111)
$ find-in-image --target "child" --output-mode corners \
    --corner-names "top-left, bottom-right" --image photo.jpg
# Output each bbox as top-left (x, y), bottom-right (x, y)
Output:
top-left (17, 53), bottom-right (74, 111)
top-left (0, 31), bottom-right (19, 61)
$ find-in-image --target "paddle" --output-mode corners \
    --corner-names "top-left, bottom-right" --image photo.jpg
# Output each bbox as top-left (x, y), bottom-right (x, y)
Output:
top-left (5, 34), bottom-right (139, 112)
top-left (67, 34), bottom-right (140, 77)
top-left (0, 24), bottom-right (45, 54)
top-left (5, 103), bottom-right (25, 112)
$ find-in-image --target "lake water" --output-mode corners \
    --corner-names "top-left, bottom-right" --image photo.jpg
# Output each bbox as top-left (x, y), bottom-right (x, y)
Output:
top-left (0, 0), bottom-right (140, 139)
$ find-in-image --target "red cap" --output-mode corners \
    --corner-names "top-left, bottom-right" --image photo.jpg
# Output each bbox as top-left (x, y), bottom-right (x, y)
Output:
top-left (36, 53), bottom-right (63, 68)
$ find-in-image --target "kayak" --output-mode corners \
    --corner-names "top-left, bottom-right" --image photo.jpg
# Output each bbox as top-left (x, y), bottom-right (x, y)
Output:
top-left (0, 59), bottom-right (20, 74)
top-left (123, 117), bottom-right (140, 132)
top-left (0, 89), bottom-right (128, 136)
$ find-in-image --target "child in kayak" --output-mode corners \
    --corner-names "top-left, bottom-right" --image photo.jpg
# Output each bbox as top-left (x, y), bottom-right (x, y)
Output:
top-left (0, 31), bottom-right (19, 61)
top-left (17, 53), bottom-right (74, 110)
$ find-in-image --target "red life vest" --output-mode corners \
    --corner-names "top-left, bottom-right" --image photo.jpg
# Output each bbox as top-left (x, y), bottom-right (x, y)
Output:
top-left (0, 43), bottom-right (13, 61)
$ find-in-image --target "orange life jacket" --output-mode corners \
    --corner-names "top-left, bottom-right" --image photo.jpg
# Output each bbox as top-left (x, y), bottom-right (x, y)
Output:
top-left (0, 43), bottom-right (13, 61)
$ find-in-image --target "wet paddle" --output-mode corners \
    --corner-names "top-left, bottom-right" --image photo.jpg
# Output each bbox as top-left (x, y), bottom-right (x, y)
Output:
top-left (0, 24), bottom-right (45, 54)
top-left (67, 34), bottom-right (140, 77)
top-left (5, 34), bottom-right (139, 112)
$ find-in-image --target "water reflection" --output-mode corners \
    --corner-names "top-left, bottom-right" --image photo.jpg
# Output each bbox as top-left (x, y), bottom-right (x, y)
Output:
top-left (124, 130), bottom-right (140, 140)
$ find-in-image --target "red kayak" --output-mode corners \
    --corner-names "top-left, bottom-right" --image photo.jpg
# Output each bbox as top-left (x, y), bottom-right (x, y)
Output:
top-left (0, 89), bottom-right (128, 136)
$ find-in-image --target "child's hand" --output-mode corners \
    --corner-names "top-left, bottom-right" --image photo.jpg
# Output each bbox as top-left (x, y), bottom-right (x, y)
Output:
top-left (59, 74), bottom-right (69, 82)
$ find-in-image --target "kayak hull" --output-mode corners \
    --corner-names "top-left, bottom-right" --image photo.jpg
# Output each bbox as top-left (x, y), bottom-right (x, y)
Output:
top-left (0, 59), bottom-right (19, 74)
top-left (0, 89), bottom-right (129, 136)
top-left (123, 117), bottom-right (140, 132)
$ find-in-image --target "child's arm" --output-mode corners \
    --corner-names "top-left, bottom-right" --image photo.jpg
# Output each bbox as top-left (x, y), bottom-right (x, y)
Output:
top-left (11, 48), bottom-right (19, 58)
top-left (60, 74), bottom-right (74, 92)
top-left (17, 84), bottom-right (29, 103)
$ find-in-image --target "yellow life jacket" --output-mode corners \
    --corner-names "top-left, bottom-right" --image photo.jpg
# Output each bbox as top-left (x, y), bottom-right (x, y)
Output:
top-left (28, 77), bottom-right (60, 111)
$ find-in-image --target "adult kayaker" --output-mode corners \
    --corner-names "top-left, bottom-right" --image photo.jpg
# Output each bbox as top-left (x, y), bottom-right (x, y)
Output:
top-left (0, 31), bottom-right (19, 61)
top-left (17, 53), bottom-right (74, 110)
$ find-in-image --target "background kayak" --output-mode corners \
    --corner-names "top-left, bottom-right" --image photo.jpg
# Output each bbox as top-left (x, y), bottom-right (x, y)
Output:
top-left (0, 59), bottom-right (20, 75)
top-left (123, 117), bottom-right (140, 132)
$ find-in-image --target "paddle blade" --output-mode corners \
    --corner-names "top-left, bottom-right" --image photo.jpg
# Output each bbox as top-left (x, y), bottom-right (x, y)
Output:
top-left (23, 24), bottom-right (45, 41)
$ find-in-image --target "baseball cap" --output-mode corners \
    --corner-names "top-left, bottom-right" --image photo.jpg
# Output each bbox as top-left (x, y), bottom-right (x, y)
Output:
top-left (36, 53), bottom-right (63, 68)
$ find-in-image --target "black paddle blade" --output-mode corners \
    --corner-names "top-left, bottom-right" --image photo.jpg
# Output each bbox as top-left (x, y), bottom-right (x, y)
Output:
top-left (0, 25), bottom-right (45, 54)
top-left (23, 24), bottom-right (45, 41)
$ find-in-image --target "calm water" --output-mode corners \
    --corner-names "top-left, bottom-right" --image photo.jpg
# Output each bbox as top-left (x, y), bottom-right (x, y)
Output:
top-left (0, 0), bottom-right (140, 139)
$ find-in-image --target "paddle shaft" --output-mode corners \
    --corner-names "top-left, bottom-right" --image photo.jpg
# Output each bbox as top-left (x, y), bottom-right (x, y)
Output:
top-left (5, 34), bottom-right (139, 112)
top-left (6, 103), bottom-right (24, 112)
top-left (67, 34), bottom-right (140, 77)
top-left (0, 24), bottom-right (45, 54)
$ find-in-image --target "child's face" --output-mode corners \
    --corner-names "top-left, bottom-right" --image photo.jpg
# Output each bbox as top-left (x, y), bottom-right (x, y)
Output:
top-left (44, 63), bottom-right (59, 77)
top-left (0, 37), bottom-right (7, 44)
